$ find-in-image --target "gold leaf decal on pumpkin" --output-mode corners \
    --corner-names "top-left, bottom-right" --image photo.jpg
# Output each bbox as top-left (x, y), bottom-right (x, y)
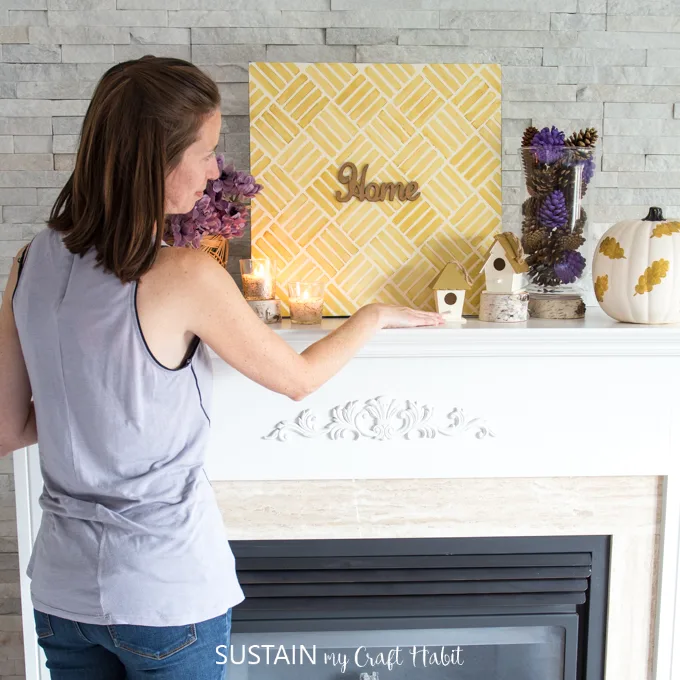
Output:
top-left (594, 275), bottom-right (608, 303)
top-left (651, 221), bottom-right (680, 238)
top-left (634, 259), bottom-right (670, 296)
top-left (599, 236), bottom-right (626, 259)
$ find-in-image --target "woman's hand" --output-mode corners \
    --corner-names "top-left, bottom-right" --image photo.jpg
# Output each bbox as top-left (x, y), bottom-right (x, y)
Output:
top-left (361, 303), bottom-right (445, 329)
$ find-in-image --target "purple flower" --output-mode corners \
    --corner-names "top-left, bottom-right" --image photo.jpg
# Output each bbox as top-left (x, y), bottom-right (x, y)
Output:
top-left (191, 194), bottom-right (220, 231)
top-left (554, 250), bottom-right (586, 284)
top-left (538, 190), bottom-right (568, 229)
top-left (163, 154), bottom-right (262, 248)
top-left (532, 126), bottom-right (565, 164)
top-left (218, 157), bottom-right (263, 199)
top-left (168, 214), bottom-right (200, 248)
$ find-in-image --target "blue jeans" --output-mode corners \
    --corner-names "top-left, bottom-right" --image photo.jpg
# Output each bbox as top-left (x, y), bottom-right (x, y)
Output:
top-left (33, 608), bottom-right (232, 679)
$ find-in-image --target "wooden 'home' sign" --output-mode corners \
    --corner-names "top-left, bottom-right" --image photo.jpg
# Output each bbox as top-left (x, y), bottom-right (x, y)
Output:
top-left (335, 162), bottom-right (421, 203)
top-left (249, 61), bottom-right (502, 316)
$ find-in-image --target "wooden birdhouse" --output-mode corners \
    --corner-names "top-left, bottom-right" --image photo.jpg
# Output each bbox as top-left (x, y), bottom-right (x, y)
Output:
top-left (481, 232), bottom-right (529, 293)
top-left (429, 260), bottom-right (473, 322)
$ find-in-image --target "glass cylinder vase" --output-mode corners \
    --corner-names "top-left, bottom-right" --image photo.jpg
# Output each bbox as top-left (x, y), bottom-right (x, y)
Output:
top-left (287, 281), bottom-right (326, 325)
top-left (519, 145), bottom-right (595, 296)
top-left (240, 257), bottom-right (276, 301)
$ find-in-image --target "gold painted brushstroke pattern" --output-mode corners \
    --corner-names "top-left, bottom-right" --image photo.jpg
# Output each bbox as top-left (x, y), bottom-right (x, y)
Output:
top-left (634, 259), bottom-right (669, 296)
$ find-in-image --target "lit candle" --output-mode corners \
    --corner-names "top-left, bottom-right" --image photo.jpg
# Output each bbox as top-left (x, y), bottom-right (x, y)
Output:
top-left (240, 258), bottom-right (275, 301)
top-left (288, 282), bottom-right (325, 325)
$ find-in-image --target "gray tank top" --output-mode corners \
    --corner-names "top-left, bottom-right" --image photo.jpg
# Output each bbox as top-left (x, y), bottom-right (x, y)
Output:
top-left (12, 227), bottom-right (244, 626)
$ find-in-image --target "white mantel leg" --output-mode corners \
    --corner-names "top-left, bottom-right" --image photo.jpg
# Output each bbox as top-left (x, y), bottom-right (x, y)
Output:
top-left (654, 474), bottom-right (680, 680)
top-left (13, 445), bottom-right (46, 680)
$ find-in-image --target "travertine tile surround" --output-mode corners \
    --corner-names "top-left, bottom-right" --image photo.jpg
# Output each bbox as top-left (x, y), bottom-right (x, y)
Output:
top-left (215, 476), bottom-right (662, 680)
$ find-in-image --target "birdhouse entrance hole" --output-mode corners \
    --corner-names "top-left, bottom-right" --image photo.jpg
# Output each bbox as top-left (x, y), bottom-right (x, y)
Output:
top-left (444, 293), bottom-right (458, 305)
top-left (493, 258), bottom-right (506, 271)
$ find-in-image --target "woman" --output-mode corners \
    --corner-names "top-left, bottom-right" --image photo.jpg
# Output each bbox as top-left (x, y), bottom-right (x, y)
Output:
top-left (0, 56), bottom-right (443, 679)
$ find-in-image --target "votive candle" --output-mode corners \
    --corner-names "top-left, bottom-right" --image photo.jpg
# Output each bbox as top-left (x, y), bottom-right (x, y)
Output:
top-left (287, 282), bottom-right (325, 325)
top-left (240, 258), bottom-right (276, 301)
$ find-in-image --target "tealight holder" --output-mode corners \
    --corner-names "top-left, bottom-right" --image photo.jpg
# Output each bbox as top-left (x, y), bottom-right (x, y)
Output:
top-left (240, 258), bottom-right (281, 324)
top-left (240, 258), bottom-right (276, 301)
top-left (287, 282), bottom-right (325, 325)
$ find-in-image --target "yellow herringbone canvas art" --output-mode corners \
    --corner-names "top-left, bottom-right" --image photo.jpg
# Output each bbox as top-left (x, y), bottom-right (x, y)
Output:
top-left (249, 62), bottom-right (502, 316)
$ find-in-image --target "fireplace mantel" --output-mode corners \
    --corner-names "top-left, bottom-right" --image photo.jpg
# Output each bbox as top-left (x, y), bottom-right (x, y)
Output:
top-left (201, 307), bottom-right (680, 482)
top-left (233, 308), bottom-right (680, 358)
top-left (13, 306), bottom-right (680, 680)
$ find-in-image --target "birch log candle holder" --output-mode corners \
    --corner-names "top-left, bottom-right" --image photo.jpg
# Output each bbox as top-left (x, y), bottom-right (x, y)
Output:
top-left (247, 299), bottom-right (282, 324)
top-left (528, 293), bottom-right (586, 320)
top-left (479, 290), bottom-right (529, 323)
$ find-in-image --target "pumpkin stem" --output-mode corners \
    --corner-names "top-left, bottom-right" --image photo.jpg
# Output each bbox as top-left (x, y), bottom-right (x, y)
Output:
top-left (643, 207), bottom-right (665, 221)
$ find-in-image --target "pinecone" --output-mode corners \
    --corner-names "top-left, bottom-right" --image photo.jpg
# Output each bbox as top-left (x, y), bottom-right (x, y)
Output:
top-left (527, 260), bottom-right (563, 289)
top-left (528, 239), bottom-right (562, 267)
top-left (556, 172), bottom-right (584, 220)
top-left (579, 157), bottom-right (595, 196)
top-left (526, 166), bottom-right (556, 197)
top-left (565, 129), bottom-right (598, 163)
top-left (538, 190), bottom-right (568, 229)
top-left (522, 126), bottom-right (539, 148)
top-left (522, 228), bottom-right (549, 254)
top-left (555, 161), bottom-right (574, 190)
top-left (521, 147), bottom-right (538, 184)
top-left (574, 208), bottom-right (587, 233)
top-left (522, 196), bottom-right (540, 218)
top-left (554, 250), bottom-right (586, 284)
top-left (527, 236), bottom-right (566, 288)
top-left (556, 231), bottom-right (586, 252)
top-left (565, 128), bottom-right (598, 149)
top-left (532, 126), bottom-right (566, 164)
top-left (521, 211), bottom-right (539, 233)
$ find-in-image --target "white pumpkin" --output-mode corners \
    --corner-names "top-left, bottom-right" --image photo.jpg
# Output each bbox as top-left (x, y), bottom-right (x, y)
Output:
top-left (592, 207), bottom-right (680, 324)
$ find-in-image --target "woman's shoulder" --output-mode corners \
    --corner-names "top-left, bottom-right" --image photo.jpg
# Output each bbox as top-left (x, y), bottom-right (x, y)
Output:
top-left (141, 245), bottom-right (231, 307)
top-left (137, 244), bottom-right (240, 361)
top-left (152, 245), bottom-right (219, 281)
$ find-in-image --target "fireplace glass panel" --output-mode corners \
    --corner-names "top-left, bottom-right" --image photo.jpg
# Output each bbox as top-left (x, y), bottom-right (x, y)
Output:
top-left (226, 624), bottom-right (566, 680)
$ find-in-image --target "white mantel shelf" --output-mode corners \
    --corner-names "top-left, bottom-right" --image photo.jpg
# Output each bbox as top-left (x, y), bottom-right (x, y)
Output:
top-left (217, 307), bottom-right (680, 357)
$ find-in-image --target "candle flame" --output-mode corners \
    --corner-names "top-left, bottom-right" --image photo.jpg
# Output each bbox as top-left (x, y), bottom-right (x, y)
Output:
top-left (254, 263), bottom-right (265, 277)
top-left (302, 289), bottom-right (309, 300)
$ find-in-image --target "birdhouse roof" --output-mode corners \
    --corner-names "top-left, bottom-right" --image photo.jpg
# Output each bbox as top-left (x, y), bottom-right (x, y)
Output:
top-left (482, 232), bottom-right (529, 274)
top-left (430, 261), bottom-right (473, 291)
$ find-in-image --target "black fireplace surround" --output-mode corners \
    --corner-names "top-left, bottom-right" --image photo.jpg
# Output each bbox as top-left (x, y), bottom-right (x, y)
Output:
top-left (226, 536), bottom-right (609, 680)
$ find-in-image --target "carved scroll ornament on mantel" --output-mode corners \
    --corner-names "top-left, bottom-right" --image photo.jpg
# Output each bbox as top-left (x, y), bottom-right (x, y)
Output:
top-left (262, 396), bottom-right (495, 442)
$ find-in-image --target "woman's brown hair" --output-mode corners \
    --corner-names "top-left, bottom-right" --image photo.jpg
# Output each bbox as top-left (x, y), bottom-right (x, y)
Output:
top-left (48, 55), bottom-right (221, 283)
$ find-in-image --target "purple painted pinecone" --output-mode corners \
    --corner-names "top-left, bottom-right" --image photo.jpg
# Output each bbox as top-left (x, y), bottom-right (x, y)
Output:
top-left (582, 157), bottom-right (595, 184)
top-left (538, 190), bottom-right (568, 229)
top-left (532, 126), bottom-right (565, 164)
top-left (554, 250), bottom-right (586, 284)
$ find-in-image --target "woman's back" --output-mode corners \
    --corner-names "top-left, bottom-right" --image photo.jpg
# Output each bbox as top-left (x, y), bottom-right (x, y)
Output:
top-left (0, 56), bottom-right (442, 678)
top-left (12, 227), bottom-right (244, 626)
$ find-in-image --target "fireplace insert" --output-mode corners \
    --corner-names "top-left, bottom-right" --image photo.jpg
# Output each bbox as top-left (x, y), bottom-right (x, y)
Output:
top-left (225, 536), bottom-right (609, 680)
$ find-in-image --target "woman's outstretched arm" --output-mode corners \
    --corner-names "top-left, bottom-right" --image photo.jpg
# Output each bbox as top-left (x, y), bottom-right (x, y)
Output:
top-left (181, 251), bottom-right (444, 401)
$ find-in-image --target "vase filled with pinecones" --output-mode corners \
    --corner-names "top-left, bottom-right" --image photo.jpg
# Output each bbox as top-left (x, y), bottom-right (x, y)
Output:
top-left (519, 126), bottom-right (597, 313)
